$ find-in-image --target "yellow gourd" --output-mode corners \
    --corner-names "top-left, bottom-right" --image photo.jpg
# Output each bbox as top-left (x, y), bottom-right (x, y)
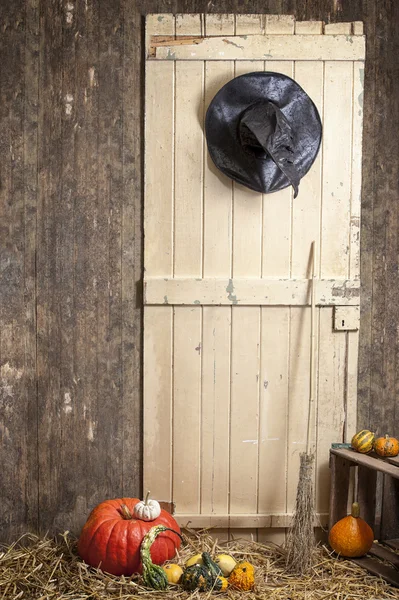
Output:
top-left (185, 553), bottom-right (203, 568)
top-left (162, 563), bottom-right (183, 584)
top-left (215, 554), bottom-right (237, 576)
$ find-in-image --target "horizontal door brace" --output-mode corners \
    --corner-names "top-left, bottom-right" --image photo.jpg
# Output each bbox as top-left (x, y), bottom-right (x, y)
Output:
top-left (173, 512), bottom-right (329, 528)
top-left (144, 277), bottom-right (360, 307)
top-left (148, 33), bottom-right (365, 61)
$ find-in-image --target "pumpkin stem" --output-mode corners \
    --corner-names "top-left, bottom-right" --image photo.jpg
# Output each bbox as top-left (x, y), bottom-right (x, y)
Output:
top-left (119, 503), bottom-right (133, 520)
top-left (144, 490), bottom-right (151, 506)
top-left (351, 502), bottom-right (360, 518)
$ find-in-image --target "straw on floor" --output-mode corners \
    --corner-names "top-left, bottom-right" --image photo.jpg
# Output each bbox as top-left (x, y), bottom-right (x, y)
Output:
top-left (0, 528), bottom-right (398, 600)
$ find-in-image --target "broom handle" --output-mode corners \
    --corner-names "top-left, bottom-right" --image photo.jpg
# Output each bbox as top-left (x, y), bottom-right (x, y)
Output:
top-left (306, 241), bottom-right (316, 455)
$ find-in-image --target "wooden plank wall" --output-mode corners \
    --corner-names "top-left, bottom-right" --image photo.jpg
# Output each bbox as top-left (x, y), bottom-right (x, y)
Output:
top-left (0, 0), bottom-right (398, 541)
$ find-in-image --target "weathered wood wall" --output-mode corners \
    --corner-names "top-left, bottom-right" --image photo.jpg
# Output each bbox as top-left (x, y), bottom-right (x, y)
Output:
top-left (0, 0), bottom-right (398, 542)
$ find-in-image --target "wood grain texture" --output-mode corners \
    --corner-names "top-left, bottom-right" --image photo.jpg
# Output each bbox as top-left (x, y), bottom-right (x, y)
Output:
top-left (1, 0), bottom-right (399, 542)
top-left (0, 0), bottom-right (39, 538)
top-left (36, 0), bottom-right (139, 537)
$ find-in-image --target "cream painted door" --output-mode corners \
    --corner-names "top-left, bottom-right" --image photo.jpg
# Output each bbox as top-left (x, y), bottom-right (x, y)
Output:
top-left (143, 13), bottom-right (365, 541)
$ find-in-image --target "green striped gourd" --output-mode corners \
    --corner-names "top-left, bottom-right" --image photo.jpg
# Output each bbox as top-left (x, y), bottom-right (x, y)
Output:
top-left (140, 525), bottom-right (183, 589)
top-left (181, 552), bottom-right (228, 592)
top-left (351, 430), bottom-right (375, 454)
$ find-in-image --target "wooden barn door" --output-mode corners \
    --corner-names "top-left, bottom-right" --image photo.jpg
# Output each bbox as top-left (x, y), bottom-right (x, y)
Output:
top-left (143, 13), bottom-right (365, 541)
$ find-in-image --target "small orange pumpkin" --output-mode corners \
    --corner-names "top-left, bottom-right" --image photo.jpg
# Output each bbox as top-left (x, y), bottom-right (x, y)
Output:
top-left (328, 502), bottom-right (374, 557)
top-left (374, 434), bottom-right (399, 457)
top-left (228, 561), bottom-right (255, 590)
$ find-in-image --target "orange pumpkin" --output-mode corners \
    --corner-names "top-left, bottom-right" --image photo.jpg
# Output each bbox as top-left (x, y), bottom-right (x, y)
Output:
top-left (228, 561), bottom-right (255, 590)
top-left (328, 502), bottom-right (374, 557)
top-left (374, 434), bottom-right (399, 457)
top-left (77, 499), bottom-right (181, 576)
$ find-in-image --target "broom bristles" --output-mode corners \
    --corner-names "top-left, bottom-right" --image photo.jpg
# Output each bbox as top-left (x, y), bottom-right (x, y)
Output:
top-left (285, 452), bottom-right (316, 575)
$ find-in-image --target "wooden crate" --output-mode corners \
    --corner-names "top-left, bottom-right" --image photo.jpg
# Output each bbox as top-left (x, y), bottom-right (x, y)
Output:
top-left (330, 448), bottom-right (399, 587)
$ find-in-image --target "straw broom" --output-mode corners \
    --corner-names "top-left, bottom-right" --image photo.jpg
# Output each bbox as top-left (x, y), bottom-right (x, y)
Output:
top-left (285, 241), bottom-right (317, 575)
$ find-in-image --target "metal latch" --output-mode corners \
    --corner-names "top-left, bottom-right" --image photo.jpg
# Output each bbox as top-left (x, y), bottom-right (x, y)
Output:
top-left (333, 306), bottom-right (360, 331)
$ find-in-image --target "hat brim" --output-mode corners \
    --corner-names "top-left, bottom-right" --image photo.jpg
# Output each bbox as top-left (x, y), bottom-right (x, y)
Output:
top-left (205, 71), bottom-right (322, 195)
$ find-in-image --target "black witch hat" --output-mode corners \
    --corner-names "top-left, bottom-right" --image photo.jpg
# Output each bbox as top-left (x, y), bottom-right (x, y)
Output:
top-left (205, 72), bottom-right (322, 198)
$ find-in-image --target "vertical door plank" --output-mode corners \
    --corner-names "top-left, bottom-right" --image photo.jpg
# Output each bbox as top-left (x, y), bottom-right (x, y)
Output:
top-left (202, 52), bottom-right (233, 534)
top-left (316, 308), bottom-right (347, 515)
top-left (203, 62), bottom-right (234, 277)
top-left (352, 22), bottom-right (364, 36)
top-left (145, 61), bottom-right (174, 276)
top-left (321, 62), bottom-right (353, 278)
top-left (144, 307), bottom-right (173, 501)
top-left (201, 307), bottom-right (231, 514)
top-left (346, 63), bottom-right (362, 449)
top-left (350, 61), bottom-right (364, 281)
top-left (174, 61), bottom-right (204, 277)
top-left (173, 307), bottom-right (202, 513)
top-left (295, 21), bottom-right (323, 34)
top-left (345, 331), bottom-right (359, 441)
top-left (291, 61), bottom-right (324, 279)
top-left (324, 22), bottom-right (352, 35)
top-left (235, 14), bottom-right (264, 35)
top-left (260, 51), bottom-right (295, 532)
top-left (230, 307), bottom-right (260, 513)
top-left (146, 14), bottom-right (175, 54)
top-left (265, 15), bottom-right (295, 34)
top-left (258, 529), bottom-right (286, 545)
top-left (205, 14), bottom-right (234, 36)
top-left (202, 45), bottom-right (233, 528)
top-left (258, 308), bottom-right (290, 514)
top-left (176, 13), bottom-right (203, 36)
top-left (262, 10), bottom-right (295, 280)
top-left (287, 306), bottom-right (315, 511)
top-left (229, 28), bottom-right (262, 541)
top-left (233, 61), bottom-right (263, 280)
top-left (262, 60), bottom-right (293, 278)
top-left (173, 9), bottom-right (204, 517)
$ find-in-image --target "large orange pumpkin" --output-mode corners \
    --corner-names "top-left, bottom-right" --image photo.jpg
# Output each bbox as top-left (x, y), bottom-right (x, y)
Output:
top-left (328, 502), bottom-right (374, 557)
top-left (78, 498), bottom-right (181, 576)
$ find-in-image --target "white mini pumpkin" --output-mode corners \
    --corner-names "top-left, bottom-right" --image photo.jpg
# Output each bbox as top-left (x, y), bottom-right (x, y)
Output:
top-left (134, 491), bottom-right (161, 521)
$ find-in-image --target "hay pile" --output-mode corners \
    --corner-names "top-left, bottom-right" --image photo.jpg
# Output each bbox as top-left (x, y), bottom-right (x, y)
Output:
top-left (0, 528), bottom-right (397, 599)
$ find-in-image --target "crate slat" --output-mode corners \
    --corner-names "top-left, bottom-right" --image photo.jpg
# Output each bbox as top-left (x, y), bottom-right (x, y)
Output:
top-left (369, 543), bottom-right (399, 568)
top-left (351, 556), bottom-right (399, 588)
top-left (330, 448), bottom-right (399, 479)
